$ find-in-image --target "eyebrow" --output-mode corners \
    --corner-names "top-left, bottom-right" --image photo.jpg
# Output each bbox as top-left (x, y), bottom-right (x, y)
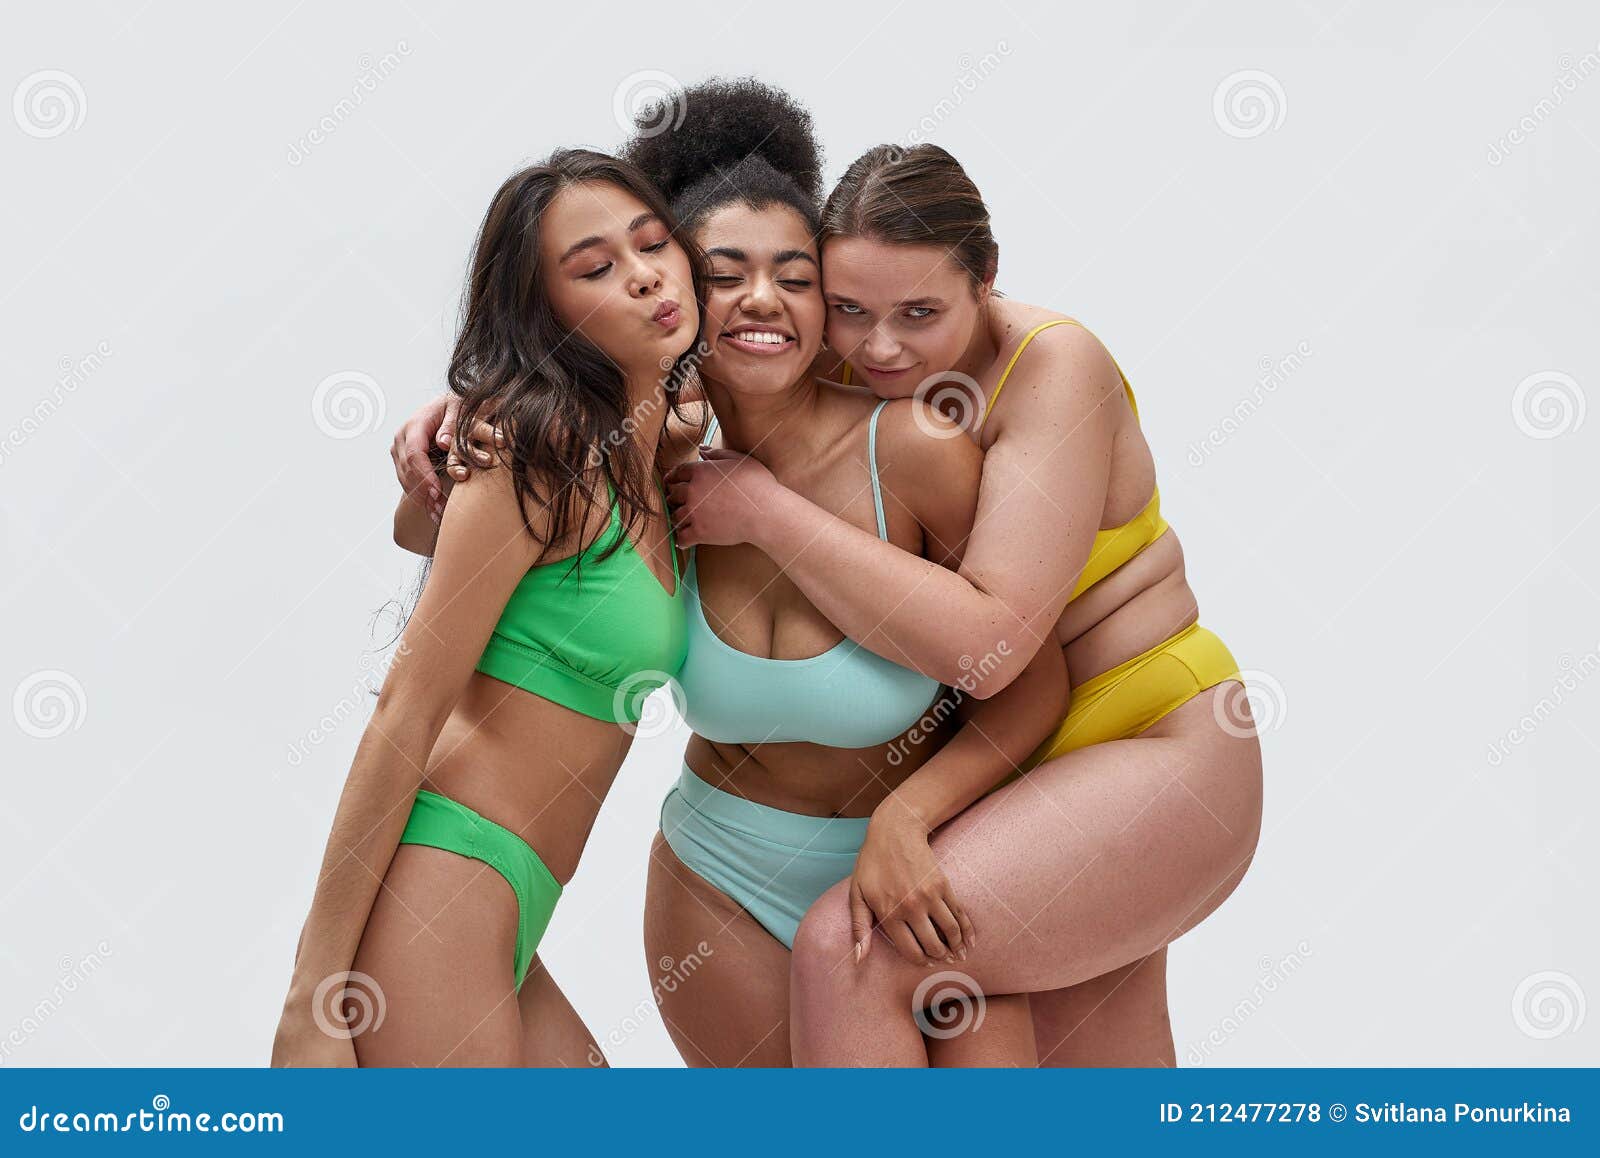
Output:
top-left (705, 246), bottom-right (818, 268)
top-left (823, 292), bottom-right (943, 307)
top-left (559, 213), bottom-right (662, 263)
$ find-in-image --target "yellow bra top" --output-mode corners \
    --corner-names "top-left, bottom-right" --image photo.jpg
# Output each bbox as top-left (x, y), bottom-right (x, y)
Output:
top-left (841, 318), bottom-right (1167, 600)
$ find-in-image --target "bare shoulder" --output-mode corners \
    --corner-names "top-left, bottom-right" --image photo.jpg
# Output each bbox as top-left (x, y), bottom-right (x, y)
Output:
top-left (990, 302), bottom-right (1124, 424)
top-left (870, 396), bottom-right (983, 490)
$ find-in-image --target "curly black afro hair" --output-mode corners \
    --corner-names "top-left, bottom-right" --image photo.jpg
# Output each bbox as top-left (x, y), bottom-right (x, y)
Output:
top-left (621, 77), bottom-right (823, 234)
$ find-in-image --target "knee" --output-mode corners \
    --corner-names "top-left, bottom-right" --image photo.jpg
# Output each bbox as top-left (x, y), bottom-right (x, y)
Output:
top-left (790, 882), bottom-right (857, 994)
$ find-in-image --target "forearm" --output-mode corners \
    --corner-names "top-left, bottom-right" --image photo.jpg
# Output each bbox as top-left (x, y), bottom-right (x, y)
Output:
top-left (283, 709), bottom-right (437, 997)
top-left (873, 639), bottom-right (1069, 835)
top-left (393, 496), bottom-right (441, 556)
top-left (756, 486), bottom-right (1031, 691)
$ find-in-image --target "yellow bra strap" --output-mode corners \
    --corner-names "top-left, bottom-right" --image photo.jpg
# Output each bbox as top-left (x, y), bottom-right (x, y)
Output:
top-left (979, 318), bottom-right (1080, 431)
top-left (841, 361), bottom-right (851, 385)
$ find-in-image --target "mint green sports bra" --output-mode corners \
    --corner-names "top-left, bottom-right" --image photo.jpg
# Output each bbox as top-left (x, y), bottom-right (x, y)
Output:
top-left (477, 476), bottom-right (687, 723)
top-left (678, 401), bottom-right (942, 749)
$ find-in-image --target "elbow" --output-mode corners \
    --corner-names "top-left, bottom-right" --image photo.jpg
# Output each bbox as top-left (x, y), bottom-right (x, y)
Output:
top-left (952, 629), bottom-right (1030, 699)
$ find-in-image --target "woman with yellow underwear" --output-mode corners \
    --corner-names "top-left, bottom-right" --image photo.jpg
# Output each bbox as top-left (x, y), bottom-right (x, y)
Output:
top-left (666, 142), bottom-right (1265, 1066)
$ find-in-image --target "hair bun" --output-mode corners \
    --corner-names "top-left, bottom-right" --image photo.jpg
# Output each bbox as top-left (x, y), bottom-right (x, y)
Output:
top-left (624, 77), bottom-right (821, 204)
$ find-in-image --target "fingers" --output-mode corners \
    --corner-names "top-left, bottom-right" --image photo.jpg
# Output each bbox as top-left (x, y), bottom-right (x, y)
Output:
top-left (437, 393), bottom-right (461, 449)
top-left (954, 898), bottom-right (977, 952)
top-left (929, 898), bottom-right (966, 961)
top-left (910, 914), bottom-right (955, 963)
top-left (885, 921), bottom-right (929, 967)
top-left (849, 879), bottom-right (874, 964)
top-left (466, 420), bottom-right (500, 466)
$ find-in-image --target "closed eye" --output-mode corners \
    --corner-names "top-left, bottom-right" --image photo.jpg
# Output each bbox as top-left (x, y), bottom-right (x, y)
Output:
top-left (579, 263), bottom-right (612, 280)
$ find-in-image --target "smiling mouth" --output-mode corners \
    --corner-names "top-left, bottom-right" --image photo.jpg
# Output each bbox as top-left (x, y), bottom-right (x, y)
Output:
top-left (865, 364), bottom-right (915, 376)
top-left (722, 327), bottom-right (796, 354)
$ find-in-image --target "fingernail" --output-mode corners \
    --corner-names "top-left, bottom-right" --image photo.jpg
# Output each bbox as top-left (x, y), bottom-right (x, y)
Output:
top-left (853, 940), bottom-right (864, 964)
top-left (958, 947), bottom-right (968, 961)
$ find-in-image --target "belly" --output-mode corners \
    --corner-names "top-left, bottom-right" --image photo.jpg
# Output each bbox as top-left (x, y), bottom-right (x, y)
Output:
top-left (421, 672), bottom-right (632, 883)
top-left (685, 707), bottom-right (954, 819)
top-left (1055, 527), bottom-right (1200, 686)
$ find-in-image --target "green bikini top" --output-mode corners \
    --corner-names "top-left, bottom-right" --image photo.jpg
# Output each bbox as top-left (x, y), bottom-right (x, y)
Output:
top-left (678, 401), bottom-right (943, 749)
top-left (476, 476), bottom-right (687, 723)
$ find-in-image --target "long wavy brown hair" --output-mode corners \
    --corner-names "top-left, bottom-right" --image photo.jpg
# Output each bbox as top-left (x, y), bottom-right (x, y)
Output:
top-left (448, 148), bottom-right (707, 572)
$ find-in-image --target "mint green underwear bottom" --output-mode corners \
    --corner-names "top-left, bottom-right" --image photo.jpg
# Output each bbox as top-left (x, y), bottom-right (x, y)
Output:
top-left (660, 764), bottom-right (869, 949)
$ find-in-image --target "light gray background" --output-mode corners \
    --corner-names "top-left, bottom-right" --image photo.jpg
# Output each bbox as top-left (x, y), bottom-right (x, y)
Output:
top-left (3, 0), bottom-right (1595, 1067)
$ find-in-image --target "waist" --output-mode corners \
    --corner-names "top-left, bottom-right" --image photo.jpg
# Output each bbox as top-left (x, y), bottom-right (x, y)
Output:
top-left (670, 763), bottom-right (871, 851)
top-left (684, 734), bottom-right (930, 819)
top-left (424, 675), bottom-right (631, 880)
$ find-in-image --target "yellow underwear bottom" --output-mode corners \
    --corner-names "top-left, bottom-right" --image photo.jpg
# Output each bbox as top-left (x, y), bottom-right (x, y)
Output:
top-left (998, 622), bottom-right (1242, 786)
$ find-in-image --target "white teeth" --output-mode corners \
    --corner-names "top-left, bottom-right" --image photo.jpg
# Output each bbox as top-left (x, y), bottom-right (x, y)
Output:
top-left (731, 330), bottom-right (788, 344)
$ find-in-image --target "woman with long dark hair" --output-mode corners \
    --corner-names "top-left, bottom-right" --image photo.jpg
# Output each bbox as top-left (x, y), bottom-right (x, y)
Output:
top-left (272, 148), bottom-right (703, 1067)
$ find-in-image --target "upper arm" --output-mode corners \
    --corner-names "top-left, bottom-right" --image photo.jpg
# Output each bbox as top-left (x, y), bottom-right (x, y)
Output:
top-left (876, 399), bottom-right (984, 570)
top-left (377, 468), bottom-right (541, 726)
top-left (962, 324), bottom-right (1123, 639)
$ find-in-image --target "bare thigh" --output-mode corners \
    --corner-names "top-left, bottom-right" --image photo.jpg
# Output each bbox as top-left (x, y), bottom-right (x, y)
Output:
top-left (644, 832), bottom-right (792, 1067)
top-left (790, 687), bottom-right (1262, 1062)
top-left (516, 955), bottom-right (604, 1068)
top-left (1030, 949), bottom-right (1175, 1067)
top-left (349, 844), bottom-right (524, 1066)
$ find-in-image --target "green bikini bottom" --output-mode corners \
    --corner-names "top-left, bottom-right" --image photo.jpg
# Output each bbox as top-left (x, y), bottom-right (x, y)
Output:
top-left (396, 790), bottom-right (562, 990)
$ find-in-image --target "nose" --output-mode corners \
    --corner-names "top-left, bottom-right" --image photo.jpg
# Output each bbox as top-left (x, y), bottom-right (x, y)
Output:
top-left (740, 272), bottom-right (782, 316)
top-left (627, 255), bottom-right (663, 298)
top-left (861, 322), bottom-right (900, 364)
